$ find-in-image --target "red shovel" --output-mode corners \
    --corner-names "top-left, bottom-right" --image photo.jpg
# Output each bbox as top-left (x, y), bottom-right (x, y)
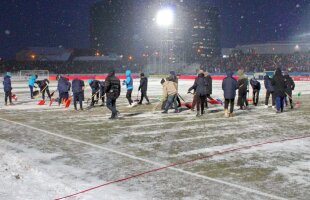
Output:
top-left (65, 96), bottom-right (72, 108)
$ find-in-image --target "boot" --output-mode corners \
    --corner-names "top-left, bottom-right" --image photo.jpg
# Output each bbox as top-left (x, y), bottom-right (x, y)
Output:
top-left (224, 109), bottom-right (229, 118)
top-left (229, 113), bottom-right (235, 117)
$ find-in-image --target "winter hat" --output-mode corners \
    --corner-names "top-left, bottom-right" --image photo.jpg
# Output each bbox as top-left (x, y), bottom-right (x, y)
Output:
top-left (140, 73), bottom-right (145, 77)
top-left (160, 78), bottom-right (165, 85)
top-left (6, 72), bottom-right (12, 77)
top-left (170, 71), bottom-right (176, 76)
top-left (226, 70), bottom-right (234, 77)
top-left (88, 80), bottom-right (93, 85)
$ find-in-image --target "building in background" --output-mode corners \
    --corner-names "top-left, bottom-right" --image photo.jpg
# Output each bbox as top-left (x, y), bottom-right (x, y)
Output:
top-left (89, 0), bottom-right (221, 74)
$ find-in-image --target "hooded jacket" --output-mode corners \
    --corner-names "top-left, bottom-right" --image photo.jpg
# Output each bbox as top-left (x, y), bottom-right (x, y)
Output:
top-left (272, 68), bottom-right (286, 97)
top-left (57, 76), bottom-right (71, 93)
top-left (284, 75), bottom-right (295, 94)
top-left (124, 70), bottom-right (133, 90)
top-left (105, 71), bottom-right (121, 98)
top-left (237, 70), bottom-right (248, 94)
top-left (90, 80), bottom-right (100, 92)
top-left (264, 75), bottom-right (274, 92)
top-left (222, 70), bottom-right (238, 99)
top-left (3, 75), bottom-right (12, 92)
top-left (162, 81), bottom-right (177, 99)
top-left (139, 77), bottom-right (148, 92)
top-left (35, 79), bottom-right (49, 90)
top-left (188, 73), bottom-right (208, 96)
top-left (28, 75), bottom-right (37, 87)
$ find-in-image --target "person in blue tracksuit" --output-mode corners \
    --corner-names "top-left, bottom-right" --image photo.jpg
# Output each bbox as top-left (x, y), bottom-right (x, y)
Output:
top-left (72, 78), bottom-right (85, 110)
top-left (88, 79), bottom-right (100, 106)
top-left (222, 70), bottom-right (238, 117)
top-left (3, 72), bottom-right (13, 106)
top-left (123, 69), bottom-right (134, 106)
top-left (57, 75), bottom-right (71, 105)
top-left (28, 74), bottom-right (37, 99)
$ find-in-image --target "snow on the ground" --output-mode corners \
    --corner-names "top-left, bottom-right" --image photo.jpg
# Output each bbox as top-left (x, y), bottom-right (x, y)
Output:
top-left (0, 78), bottom-right (309, 200)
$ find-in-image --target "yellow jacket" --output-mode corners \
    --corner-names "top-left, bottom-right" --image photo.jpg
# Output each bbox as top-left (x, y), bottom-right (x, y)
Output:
top-left (162, 81), bottom-right (177, 99)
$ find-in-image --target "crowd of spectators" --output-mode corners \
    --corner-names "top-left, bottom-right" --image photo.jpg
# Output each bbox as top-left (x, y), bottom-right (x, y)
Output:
top-left (204, 52), bottom-right (310, 73)
top-left (1, 52), bottom-right (309, 75)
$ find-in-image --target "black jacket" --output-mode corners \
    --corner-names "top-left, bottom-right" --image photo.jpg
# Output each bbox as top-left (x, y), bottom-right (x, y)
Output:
top-left (104, 71), bottom-right (121, 99)
top-left (272, 68), bottom-right (287, 97)
top-left (36, 79), bottom-right (49, 90)
top-left (250, 78), bottom-right (261, 90)
top-left (188, 73), bottom-right (208, 96)
top-left (284, 75), bottom-right (295, 94)
top-left (90, 80), bottom-right (100, 92)
top-left (139, 77), bottom-right (148, 91)
top-left (205, 75), bottom-right (212, 95)
top-left (72, 79), bottom-right (85, 93)
top-left (237, 78), bottom-right (248, 95)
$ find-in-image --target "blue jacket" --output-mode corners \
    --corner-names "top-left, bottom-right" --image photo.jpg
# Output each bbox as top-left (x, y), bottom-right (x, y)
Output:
top-left (28, 75), bottom-right (37, 87)
top-left (264, 75), bottom-right (274, 92)
top-left (124, 70), bottom-right (133, 90)
top-left (3, 75), bottom-right (12, 92)
top-left (57, 77), bottom-right (71, 93)
top-left (72, 79), bottom-right (85, 93)
top-left (222, 71), bottom-right (238, 99)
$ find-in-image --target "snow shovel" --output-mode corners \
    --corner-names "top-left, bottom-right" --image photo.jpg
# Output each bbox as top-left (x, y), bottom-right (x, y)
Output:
top-left (178, 94), bottom-right (192, 109)
top-left (49, 98), bottom-right (56, 106)
top-left (134, 91), bottom-right (140, 102)
top-left (37, 85), bottom-right (50, 105)
top-left (33, 90), bottom-right (40, 97)
top-left (208, 99), bottom-right (222, 105)
top-left (65, 96), bottom-right (72, 108)
top-left (86, 90), bottom-right (100, 106)
top-left (11, 93), bottom-right (18, 101)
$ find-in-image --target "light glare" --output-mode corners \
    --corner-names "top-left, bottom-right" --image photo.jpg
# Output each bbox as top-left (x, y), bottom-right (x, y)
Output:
top-left (156, 8), bottom-right (174, 27)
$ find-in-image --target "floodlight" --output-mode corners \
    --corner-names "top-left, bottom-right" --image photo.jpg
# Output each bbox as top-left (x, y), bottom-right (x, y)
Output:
top-left (156, 8), bottom-right (174, 27)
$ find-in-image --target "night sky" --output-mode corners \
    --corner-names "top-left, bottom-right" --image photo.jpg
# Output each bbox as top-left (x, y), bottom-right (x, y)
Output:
top-left (0, 0), bottom-right (309, 59)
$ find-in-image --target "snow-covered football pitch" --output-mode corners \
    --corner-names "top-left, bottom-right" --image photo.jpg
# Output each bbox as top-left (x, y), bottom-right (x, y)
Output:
top-left (0, 78), bottom-right (309, 200)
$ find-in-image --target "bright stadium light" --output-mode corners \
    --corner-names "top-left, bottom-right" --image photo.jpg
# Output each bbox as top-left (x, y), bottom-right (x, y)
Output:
top-left (156, 8), bottom-right (174, 27)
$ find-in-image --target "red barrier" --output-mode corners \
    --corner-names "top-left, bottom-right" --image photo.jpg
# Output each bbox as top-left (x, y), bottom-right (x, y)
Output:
top-left (292, 76), bottom-right (310, 81)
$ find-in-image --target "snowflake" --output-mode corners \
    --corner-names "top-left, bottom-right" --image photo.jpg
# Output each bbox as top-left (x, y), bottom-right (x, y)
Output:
top-left (4, 30), bottom-right (10, 35)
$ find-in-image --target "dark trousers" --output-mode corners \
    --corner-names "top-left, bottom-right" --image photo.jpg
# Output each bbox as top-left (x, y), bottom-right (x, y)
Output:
top-left (126, 90), bottom-right (133, 105)
top-left (276, 96), bottom-right (285, 112)
top-left (265, 91), bottom-right (275, 106)
top-left (106, 97), bottom-right (118, 118)
top-left (205, 94), bottom-right (214, 107)
top-left (164, 94), bottom-right (178, 112)
top-left (176, 96), bottom-right (181, 107)
top-left (224, 99), bottom-right (235, 113)
top-left (100, 90), bottom-right (105, 105)
top-left (285, 92), bottom-right (293, 106)
top-left (5, 91), bottom-right (12, 104)
top-left (196, 95), bottom-right (206, 115)
top-left (91, 90), bottom-right (100, 105)
top-left (73, 92), bottom-right (83, 110)
top-left (58, 92), bottom-right (69, 105)
top-left (29, 85), bottom-right (34, 98)
top-left (139, 90), bottom-right (149, 104)
top-left (41, 87), bottom-right (51, 100)
top-left (252, 89), bottom-right (260, 106)
top-left (238, 92), bottom-right (248, 109)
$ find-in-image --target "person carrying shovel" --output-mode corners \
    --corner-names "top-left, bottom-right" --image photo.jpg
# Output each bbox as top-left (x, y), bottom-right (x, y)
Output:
top-left (36, 79), bottom-right (51, 100)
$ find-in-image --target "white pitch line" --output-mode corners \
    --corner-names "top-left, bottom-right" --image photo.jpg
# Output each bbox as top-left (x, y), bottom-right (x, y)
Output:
top-left (0, 117), bottom-right (288, 200)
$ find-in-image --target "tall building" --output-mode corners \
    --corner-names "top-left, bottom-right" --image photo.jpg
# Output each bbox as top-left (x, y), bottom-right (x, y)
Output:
top-left (188, 5), bottom-right (221, 62)
top-left (89, 0), bottom-right (221, 73)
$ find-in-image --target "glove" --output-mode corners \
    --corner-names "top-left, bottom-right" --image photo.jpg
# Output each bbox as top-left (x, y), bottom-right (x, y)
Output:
top-left (187, 91), bottom-right (191, 94)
